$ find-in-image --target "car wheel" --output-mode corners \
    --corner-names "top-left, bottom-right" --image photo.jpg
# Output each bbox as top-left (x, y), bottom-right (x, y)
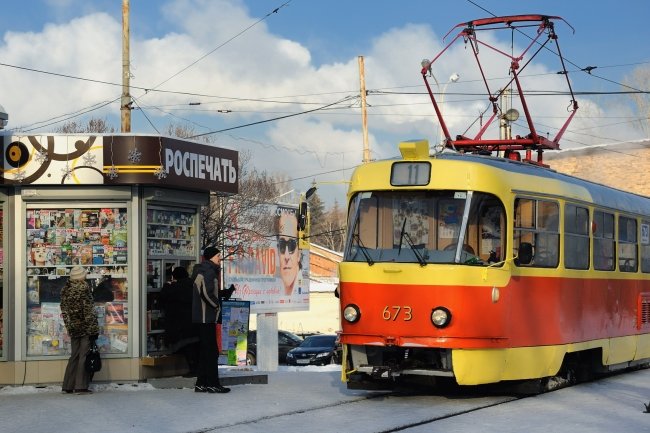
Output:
top-left (246, 353), bottom-right (256, 366)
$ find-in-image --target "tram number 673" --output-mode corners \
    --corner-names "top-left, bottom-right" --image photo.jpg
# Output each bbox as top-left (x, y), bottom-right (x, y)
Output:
top-left (382, 306), bottom-right (413, 321)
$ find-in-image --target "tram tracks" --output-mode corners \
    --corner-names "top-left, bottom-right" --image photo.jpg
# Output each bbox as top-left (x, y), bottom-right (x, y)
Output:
top-left (193, 369), bottom-right (646, 433)
top-left (193, 389), bottom-right (518, 433)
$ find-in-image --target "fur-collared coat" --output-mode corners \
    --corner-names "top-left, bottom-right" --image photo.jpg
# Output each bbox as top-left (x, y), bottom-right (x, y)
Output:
top-left (60, 279), bottom-right (99, 338)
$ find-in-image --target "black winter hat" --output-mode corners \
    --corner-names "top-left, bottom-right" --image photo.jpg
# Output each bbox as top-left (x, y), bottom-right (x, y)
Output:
top-left (172, 266), bottom-right (189, 280)
top-left (203, 246), bottom-right (220, 260)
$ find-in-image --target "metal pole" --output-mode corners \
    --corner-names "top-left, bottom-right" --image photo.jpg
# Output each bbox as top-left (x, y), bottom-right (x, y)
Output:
top-left (440, 82), bottom-right (448, 145)
top-left (358, 56), bottom-right (370, 163)
top-left (121, 0), bottom-right (132, 132)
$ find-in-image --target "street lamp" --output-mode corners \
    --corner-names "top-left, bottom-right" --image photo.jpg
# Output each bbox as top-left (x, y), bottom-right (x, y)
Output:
top-left (438, 73), bottom-right (460, 146)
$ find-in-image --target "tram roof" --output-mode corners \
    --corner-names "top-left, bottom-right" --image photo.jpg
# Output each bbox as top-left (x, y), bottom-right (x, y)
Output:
top-left (360, 152), bottom-right (650, 217)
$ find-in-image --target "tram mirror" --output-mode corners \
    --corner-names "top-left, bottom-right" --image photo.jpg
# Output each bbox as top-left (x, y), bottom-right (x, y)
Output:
top-left (517, 242), bottom-right (533, 265)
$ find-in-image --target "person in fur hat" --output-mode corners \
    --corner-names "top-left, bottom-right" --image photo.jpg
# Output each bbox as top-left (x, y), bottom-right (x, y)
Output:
top-left (60, 266), bottom-right (99, 394)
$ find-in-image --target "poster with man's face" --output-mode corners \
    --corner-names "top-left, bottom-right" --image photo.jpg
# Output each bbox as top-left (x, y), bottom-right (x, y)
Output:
top-left (224, 204), bottom-right (309, 313)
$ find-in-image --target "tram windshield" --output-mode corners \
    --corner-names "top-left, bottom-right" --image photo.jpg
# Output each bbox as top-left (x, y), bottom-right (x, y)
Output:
top-left (345, 191), bottom-right (505, 266)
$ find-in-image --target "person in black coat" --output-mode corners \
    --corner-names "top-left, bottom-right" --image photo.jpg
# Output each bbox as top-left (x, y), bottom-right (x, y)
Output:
top-left (161, 266), bottom-right (198, 375)
top-left (93, 276), bottom-right (115, 303)
top-left (190, 247), bottom-right (234, 394)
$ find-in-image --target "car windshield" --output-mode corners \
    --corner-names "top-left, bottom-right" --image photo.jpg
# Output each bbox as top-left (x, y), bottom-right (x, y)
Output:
top-left (280, 331), bottom-right (303, 345)
top-left (301, 335), bottom-right (336, 348)
top-left (248, 330), bottom-right (303, 344)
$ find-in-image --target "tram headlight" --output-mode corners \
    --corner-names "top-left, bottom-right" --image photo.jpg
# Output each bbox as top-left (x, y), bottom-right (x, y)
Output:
top-left (343, 304), bottom-right (361, 323)
top-left (431, 307), bottom-right (452, 328)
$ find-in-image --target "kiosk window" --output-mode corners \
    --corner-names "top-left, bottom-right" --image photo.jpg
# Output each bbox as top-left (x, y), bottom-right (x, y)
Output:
top-left (26, 207), bottom-right (129, 357)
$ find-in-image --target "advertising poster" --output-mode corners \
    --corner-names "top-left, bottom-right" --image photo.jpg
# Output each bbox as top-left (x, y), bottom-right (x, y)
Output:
top-left (219, 300), bottom-right (250, 366)
top-left (224, 204), bottom-right (310, 313)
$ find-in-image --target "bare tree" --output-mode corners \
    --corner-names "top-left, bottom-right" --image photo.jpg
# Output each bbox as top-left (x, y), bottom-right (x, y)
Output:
top-left (165, 122), bottom-right (214, 143)
top-left (162, 124), bottom-right (282, 257)
top-left (272, 172), bottom-right (292, 197)
top-left (317, 199), bottom-right (346, 252)
top-left (55, 118), bottom-right (116, 133)
top-left (199, 151), bottom-right (281, 259)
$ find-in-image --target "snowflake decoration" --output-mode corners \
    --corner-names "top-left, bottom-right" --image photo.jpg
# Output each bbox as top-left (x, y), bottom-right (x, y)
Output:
top-left (128, 148), bottom-right (142, 163)
top-left (82, 152), bottom-right (97, 167)
top-left (14, 169), bottom-right (26, 182)
top-left (61, 164), bottom-right (72, 179)
top-left (35, 149), bottom-right (49, 164)
top-left (107, 165), bottom-right (119, 179)
top-left (154, 165), bottom-right (168, 180)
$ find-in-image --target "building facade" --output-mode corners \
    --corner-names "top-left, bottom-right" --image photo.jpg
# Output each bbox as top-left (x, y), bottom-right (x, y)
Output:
top-left (544, 140), bottom-right (650, 195)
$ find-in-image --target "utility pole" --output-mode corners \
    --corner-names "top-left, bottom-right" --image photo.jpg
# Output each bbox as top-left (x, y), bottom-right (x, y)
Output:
top-left (121, 0), bottom-right (132, 132)
top-left (358, 56), bottom-right (370, 163)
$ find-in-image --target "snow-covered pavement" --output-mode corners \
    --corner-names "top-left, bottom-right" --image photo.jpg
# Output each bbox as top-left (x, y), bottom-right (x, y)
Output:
top-left (1, 366), bottom-right (648, 433)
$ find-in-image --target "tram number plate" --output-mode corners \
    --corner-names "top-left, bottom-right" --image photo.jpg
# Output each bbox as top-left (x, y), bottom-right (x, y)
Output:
top-left (382, 306), bottom-right (412, 321)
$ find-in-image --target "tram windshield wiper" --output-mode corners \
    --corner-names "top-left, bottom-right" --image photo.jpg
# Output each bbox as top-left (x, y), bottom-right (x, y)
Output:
top-left (398, 218), bottom-right (407, 255)
top-left (398, 218), bottom-right (427, 267)
top-left (353, 233), bottom-right (374, 266)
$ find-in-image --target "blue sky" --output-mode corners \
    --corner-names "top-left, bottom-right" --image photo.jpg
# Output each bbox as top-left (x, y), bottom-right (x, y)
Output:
top-left (1, 0), bottom-right (649, 205)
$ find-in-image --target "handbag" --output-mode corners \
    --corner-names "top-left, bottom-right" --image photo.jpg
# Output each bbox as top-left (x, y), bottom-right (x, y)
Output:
top-left (85, 342), bottom-right (102, 374)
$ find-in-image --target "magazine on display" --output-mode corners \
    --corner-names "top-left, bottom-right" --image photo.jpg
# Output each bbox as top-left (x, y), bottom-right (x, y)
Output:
top-left (146, 208), bottom-right (196, 257)
top-left (24, 207), bottom-right (130, 356)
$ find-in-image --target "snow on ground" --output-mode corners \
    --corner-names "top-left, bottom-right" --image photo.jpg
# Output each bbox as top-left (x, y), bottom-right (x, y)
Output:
top-left (0, 364), bottom-right (339, 395)
top-left (0, 365), bottom-right (648, 433)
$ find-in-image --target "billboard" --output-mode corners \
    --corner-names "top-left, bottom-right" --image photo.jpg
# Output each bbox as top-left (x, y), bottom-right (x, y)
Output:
top-left (224, 204), bottom-right (309, 313)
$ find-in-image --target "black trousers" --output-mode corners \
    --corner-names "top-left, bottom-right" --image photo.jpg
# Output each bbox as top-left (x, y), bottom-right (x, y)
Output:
top-left (196, 323), bottom-right (220, 387)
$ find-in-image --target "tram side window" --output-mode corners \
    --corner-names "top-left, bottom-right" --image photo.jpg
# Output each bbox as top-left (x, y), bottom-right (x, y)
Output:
top-left (618, 215), bottom-right (637, 272)
top-left (514, 198), bottom-right (559, 267)
top-left (593, 210), bottom-right (615, 271)
top-left (641, 221), bottom-right (650, 273)
top-left (564, 204), bottom-right (589, 270)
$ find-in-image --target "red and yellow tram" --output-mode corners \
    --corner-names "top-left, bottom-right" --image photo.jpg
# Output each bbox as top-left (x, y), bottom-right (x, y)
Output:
top-left (338, 139), bottom-right (650, 389)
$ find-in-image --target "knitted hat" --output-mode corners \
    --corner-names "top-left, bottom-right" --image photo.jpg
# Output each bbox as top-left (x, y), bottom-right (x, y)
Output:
top-left (69, 266), bottom-right (86, 280)
top-left (172, 266), bottom-right (189, 280)
top-left (203, 246), bottom-right (220, 260)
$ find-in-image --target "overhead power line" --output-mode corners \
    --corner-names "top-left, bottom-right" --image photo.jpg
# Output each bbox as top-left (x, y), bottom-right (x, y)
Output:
top-left (18, 97), bottom-right (121, 132)
top-left (148, 1), bottom-right (293, 92)
top-left (188, 95), bottom-right (357, 139)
